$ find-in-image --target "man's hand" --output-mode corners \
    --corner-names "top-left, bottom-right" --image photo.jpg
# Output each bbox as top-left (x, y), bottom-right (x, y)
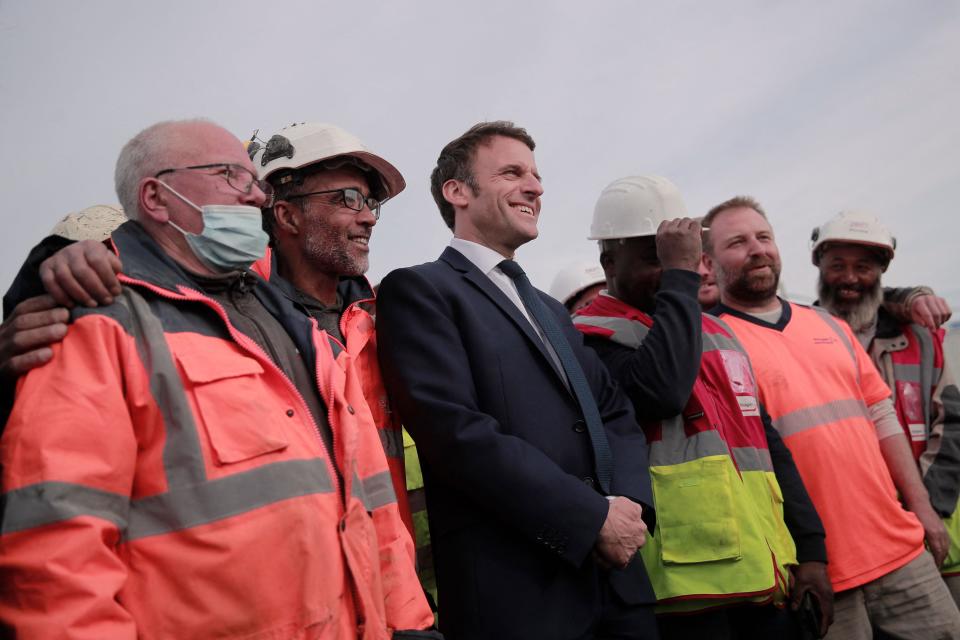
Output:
top-left (39, 240), bottom-right (122, 308)
top-left (0, 295), bottom-right (69, 380)
top-left (656, 218), bottom-right (702, 272)
top-left (914, 503), bottom-right (950, 567)
top-left (910, 294), bottom-right (952, 331)
top-left (594, 497), bottom-right (647, 569)
top-left (789, 561), bottom-right (834, 638)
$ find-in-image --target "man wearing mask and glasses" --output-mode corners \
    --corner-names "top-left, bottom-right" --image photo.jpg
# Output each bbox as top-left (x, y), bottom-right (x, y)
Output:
top-left (0, 119), bottom-right (436, 638)
top-left (1, 123), bottom-right (416, 541)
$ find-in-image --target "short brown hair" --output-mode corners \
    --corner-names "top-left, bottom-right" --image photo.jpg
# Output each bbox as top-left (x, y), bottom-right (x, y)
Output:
top-left (430, 121), bottom-right (536, 230)
top-left (702, 195), bottom-right (768, 252)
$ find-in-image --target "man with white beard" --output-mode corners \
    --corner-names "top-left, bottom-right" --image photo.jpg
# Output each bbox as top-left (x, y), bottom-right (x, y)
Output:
top-left (813, 210), bottom-right (960, 606)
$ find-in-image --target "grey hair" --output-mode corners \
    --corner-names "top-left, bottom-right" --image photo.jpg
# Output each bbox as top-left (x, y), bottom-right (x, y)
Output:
top-left (114, 118), bottom-right (212, 221)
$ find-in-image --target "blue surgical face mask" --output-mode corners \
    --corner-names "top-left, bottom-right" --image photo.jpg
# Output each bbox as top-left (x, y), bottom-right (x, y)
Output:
top-left (158, 181), bottom-right (269, 273)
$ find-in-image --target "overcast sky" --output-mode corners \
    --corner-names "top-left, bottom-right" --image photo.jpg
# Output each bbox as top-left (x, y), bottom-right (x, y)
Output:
top-left (1, 0), bottom-right (958, 311)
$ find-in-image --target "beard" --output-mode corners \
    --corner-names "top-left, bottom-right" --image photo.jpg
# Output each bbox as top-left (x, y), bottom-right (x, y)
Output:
top-left (818, 276), bottom-right (882, 333)
top-left (717, 256), bottom-right (781, 304)
top-left (301, 214), bottom-right (370, 278)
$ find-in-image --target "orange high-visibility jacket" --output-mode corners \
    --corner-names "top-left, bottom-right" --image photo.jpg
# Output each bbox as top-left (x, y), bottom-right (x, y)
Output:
top-left (0, 222), bottom-right (433, 639)
top-left (253, 251), bottom-right (413, 537)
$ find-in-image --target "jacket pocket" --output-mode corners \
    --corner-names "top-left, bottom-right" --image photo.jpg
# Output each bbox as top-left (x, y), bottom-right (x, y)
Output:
top-left (176, 349), bottom-right (289, 464)
top-left (650, 456), bottom-right (742, 564)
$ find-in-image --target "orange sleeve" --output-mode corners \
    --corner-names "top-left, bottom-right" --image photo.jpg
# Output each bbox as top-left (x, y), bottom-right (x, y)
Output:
top-left (340, 352), bottom-right (434, 631)
top-left (0, 314), bottom-right (141, 639)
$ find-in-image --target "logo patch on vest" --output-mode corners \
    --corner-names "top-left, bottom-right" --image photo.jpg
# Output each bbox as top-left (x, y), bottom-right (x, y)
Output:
top-left (720, 351), bottom-right (756, 395)
top-left (737, 395), bottom-right (760, 417)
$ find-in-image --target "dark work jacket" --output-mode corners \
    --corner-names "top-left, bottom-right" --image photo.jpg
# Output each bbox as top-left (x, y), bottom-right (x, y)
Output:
top-left (377, 246), bottom-right (656, 640)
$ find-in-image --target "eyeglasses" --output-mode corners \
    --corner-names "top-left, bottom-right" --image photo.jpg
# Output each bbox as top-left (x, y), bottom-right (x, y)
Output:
top-left (154, 163), bottom-right (274, 205)
top-left (285, 188), bottom-right (381, 220)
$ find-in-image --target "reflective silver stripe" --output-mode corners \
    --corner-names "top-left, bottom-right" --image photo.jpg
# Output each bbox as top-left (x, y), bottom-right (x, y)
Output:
top-left (126, 458), bottom-right (334, 540)
top-left (892, 363), bottom-right (922, 383)
top-left (812, 307), bottom-right (860, 384)
top-left (1, 460), bottom-right (335, 540)
top-left (117, 288), bottom-right (206, 486)
top-left (732, 446), bottom-right (773, 472)
top-left (573, 316), bottom-right (649, 349)
top-left (702, 332), bottom-right (743, 354)
top-left (378, 427), bottom-right (404, 460)
top-left (649, 421), bottom-right (729, 467)
top-left (772, 398), bottom-right (869, 437)
top-left (1, 482), bottom-right (128, 535)
top-left (351, 469), bottom-right (397, 511)
top-left (914, 324), bottom-right (935, 427)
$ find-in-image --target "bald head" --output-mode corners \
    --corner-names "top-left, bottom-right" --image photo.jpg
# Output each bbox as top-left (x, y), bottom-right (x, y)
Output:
top-left (114, 119), bottom-right (242, 220)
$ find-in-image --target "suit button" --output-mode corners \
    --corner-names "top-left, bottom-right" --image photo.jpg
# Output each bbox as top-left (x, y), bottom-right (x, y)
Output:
top-left (286, 409), bottom-right (295, 417)
top-left (573, 420), bottom-right (586, 433)
top-left (583, 476), bottom-right (595, 488)
top-left (347, 405), bottom-right (356, 415)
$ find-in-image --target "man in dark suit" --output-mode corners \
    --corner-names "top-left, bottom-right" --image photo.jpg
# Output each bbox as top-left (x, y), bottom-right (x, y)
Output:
top-left (376, 122), bottom-right (660, 639)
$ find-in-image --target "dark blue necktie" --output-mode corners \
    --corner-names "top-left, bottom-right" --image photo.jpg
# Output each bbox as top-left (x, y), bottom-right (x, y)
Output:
top-left (499, 259), bottom-right (613, 494)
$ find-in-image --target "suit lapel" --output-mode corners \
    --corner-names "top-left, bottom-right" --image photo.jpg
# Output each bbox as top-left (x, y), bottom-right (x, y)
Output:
top-left (440, 247), bottom-right (568, 385)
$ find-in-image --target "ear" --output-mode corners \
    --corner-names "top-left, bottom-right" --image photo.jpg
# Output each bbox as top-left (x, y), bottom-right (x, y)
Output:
top-left (140, 177), bottom-right (170, 223)
top-left (441, 178), bottom-right (471, 210)
top-left (702, 251), bottom-right (715, 275)
top-left (272, 201), bottom-right (301, 236)
top-left (599, 250), bottom-right (616, 277)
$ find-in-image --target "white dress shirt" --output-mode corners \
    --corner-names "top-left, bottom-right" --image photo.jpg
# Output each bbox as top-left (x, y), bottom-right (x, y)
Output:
top-left (448, 238), bottom-right (567, 383)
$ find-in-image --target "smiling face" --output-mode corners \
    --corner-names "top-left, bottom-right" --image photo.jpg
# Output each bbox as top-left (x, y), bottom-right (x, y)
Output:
top-left (817, 243), bottom-right (884, 328)
top-left (296, 166), bottom-right (377, 277)
top-left (707, 206), bottom-right (782, 308)
top-left (451, 135), bottom-right (543, 257)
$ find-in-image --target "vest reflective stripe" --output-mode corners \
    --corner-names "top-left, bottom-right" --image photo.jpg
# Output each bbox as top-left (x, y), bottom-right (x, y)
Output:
top-left (732, 447), bottom-right (774, 473)
top-left (703, 331), bottom-right (743, 354)
top-left (648, 419), bottom-right (728, 467)
top-left (573, 315), bottom-right (649, 348)
top-left (914, 325), bottom-right (936, 427)
top-left (648, 429), bottom-right (772, 472)
top-left (772, 398), bottom-right (871, 437)
top-left (812, 307), bottom-right (860, 384)
top-left (378, 427), bottom-right (404, 460)
top-left (351, 469), bottom-right (398, 512)
top-left (893, 363), bottom-right (922, 383)
top-left (118, 289), bottom-right (207, 487)
top-left (2, 459), bottom-right (337, 540)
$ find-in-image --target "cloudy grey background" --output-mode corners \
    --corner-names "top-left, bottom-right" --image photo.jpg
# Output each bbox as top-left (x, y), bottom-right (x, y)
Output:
top-left (1, 0), bottom-right (958, 312)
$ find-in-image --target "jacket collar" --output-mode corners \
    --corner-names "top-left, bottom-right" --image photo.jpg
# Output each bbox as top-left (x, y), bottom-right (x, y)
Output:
top-left (714, 297), bottom-right (793, 332)
top-left (440, 245), bottom-right (568, 387)
top-left (111, 220), bottom-right (222, 294)
top-left (266, 250), bottom-right (375, 313)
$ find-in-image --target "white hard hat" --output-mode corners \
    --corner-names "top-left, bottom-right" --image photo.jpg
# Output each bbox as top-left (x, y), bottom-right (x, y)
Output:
top-left (588, 175), bottom-right (688, 240)
top-left (549, 261), bottom-right (606, 306)
top-left (49, 204), bottom-right (126, 242)
top-left (811, 210), bottom-right (896, 269)
top-left (250, 122), bottom-right (405, 200)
